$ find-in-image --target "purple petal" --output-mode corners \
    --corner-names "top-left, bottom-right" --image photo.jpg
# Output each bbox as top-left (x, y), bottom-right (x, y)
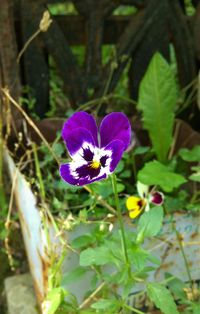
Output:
top-left (150, 192), bottom-right (164, 205)
top-left (100, 112), bottom-right (131, 150)
top-left (104, 140), bottom-right (125, 172)
top-left (60, 164), bottom-right (78, 185)
top-left (64, 127), bottom-right (95, 156)
top-left (59, 163), bottom-right (107, 186)
top-left (78, 174), bottom-right (107, 186)
top-left (62, 112), bottom-right (98, 146)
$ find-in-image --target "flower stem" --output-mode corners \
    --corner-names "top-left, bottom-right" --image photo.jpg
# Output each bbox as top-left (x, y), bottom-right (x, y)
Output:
top-left (111, 174), bottom-right (130, 268)
top-left (124, 303), bottom-right (146, 314)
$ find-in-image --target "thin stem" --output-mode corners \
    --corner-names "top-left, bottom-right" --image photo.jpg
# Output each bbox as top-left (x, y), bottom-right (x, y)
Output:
top-left (84, 185), bottom-right (116, 214)
top-left (124, 303), bottom-right (146, 314)
top-left (1, 88), bottom-right (59, 165)
top-left (111, 173), bottom-right (129, 267)
top-left (95, 61), bottom-right (116, 116)
top-left (17, 29), bottom-right (41, 63)
top-left (0, 99), bottom-right (7, 211)
top-left (132, 154), bottom-right (137, 180)
top-left (32, 142), bottom-right (46, 200)
top-left (79, 282), bottom-right (106, 309)
top-left (32, 142), bottom-right (66, 247)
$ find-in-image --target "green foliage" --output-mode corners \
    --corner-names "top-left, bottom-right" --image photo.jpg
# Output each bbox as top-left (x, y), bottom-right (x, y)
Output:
top-left (44, 287), bottom-right (68, 314)
top-left (179, 146), bottom-right (200, 183)
top-left (192, 303), bottom-right (200, 314)
top-left (179, 145), bottom-right (200, 162)
top-left (71, 234), bottom-right (96, 249)
top-left (61, 267), bottom-right (88, 286)
top-left (48, 2), bottom-right (78, 15)
top-left (147, 283), bottom-right (180, 314)
top-left (80, 246), bottom-right (114, 267)
top-left (138, 52), bottom-right (177, 163)
top-left (189, 166), bottom-right (200, 182)
top-left (8, 36), bottom-right (200, 314)
top-left (165, 274), bottom-right (187, 300)
top-left (133, 146), bottom-right (150, 156)
top-left (138, 160), bottom-right (186, 192)
top-left (136, 206), bottom-right (163, 242)
top-left (91, 298), bottom-right (120, 312)
top-left (128, 245), bottom-right (150, 271)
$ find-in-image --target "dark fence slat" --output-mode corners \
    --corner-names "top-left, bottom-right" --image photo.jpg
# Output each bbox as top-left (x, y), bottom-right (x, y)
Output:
top-left (128, 0), bottom-right (170, 102)
top-left (21, 0), bottom-right (49, 118)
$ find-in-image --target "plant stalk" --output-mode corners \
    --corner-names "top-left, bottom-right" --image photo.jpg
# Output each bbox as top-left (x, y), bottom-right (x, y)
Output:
top-left (111, 173), bottom-right (130, 268)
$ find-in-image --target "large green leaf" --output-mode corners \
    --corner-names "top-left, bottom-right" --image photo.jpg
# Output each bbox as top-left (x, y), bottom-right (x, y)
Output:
top-left (147, 283), bottom-right (179, 314)
top-left (91, 299), bottom-right (120, 311)
top-left (138, 160), bottom-right (186, 192)
top-left (137, 206), bottom-right (163, 242)
top-left (138, 52), bottom-right (177, 163)
top-left (80, 246), bottom-right (114, 266)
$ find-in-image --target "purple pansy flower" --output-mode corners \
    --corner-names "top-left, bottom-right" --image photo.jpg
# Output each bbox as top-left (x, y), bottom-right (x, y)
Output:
top-left (60, 111), bottom-right (131, 186)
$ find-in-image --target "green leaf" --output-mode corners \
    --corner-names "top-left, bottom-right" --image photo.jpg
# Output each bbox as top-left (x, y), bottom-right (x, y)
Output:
top-left (71, 234), bottom-right (95, 249)
top-left (120, 169), bottom-right (131, 178)
top-left (189, 166), bottom-right (200, 182)
top-left (44, 287), bottom-right (67, 314)
top-left (179, 145), bottom-right (200, 162)
top-left (147, 283), bottom-right (180, 314)
top-left (165, 274), bottom-right (186, 300)
top-left (138, 52), bottom-right (177, 162)
top-left (80, 246), bottom-right (113, 266)
top-left (148, 254), bottom-right (161, 266)
top-left (133, 146), bottom-right (150, 155)
top-left (91, 180), bottom-right (113, 198)
top-left (137, 207), bottom-right (163, 242)
top-left (138, 160), bottom-right (186, 192)
top-left (129, 246), bottom-right (149, 270)
top-left (189, 173), bottom-right (200, 182)
top-left (91, 299), bottom-right (120, 311)
top-left (61, 267), bottom-right (88, 285)
top-left (193, 303), bottom-right (200, 314)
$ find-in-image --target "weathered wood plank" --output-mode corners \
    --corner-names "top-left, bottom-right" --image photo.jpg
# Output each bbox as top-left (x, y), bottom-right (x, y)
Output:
top-left (169, 0), bottom-right (196, 88)
top-left (20, 0), bottom-right (50, 118)
top-left (128, 0), bottom-right (170, 102)
top-left (15, 15), bottom-right (132, 45)
top-left (20, 1), bottom-right (88, 107)
top-left (0, 0), bottom-right (21, 99)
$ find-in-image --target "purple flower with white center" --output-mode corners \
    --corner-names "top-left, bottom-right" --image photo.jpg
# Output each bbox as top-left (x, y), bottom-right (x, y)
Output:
top-left (59, 111), bottom-right (131, 186)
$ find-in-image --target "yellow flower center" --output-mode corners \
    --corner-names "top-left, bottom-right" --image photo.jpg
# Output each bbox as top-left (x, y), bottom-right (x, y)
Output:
top-left (90, 160), bottom-right (101, 169)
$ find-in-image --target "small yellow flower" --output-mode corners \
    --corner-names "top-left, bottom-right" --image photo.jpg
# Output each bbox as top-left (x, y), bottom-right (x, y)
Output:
top-left (126, 181), bottom-right (164, 220)
top-left (126, 196), bottom-right (146, 219)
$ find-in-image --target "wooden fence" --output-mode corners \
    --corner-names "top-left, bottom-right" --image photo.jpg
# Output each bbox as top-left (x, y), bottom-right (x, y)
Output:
top-left (0, 0), bottom-right (200, 128)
